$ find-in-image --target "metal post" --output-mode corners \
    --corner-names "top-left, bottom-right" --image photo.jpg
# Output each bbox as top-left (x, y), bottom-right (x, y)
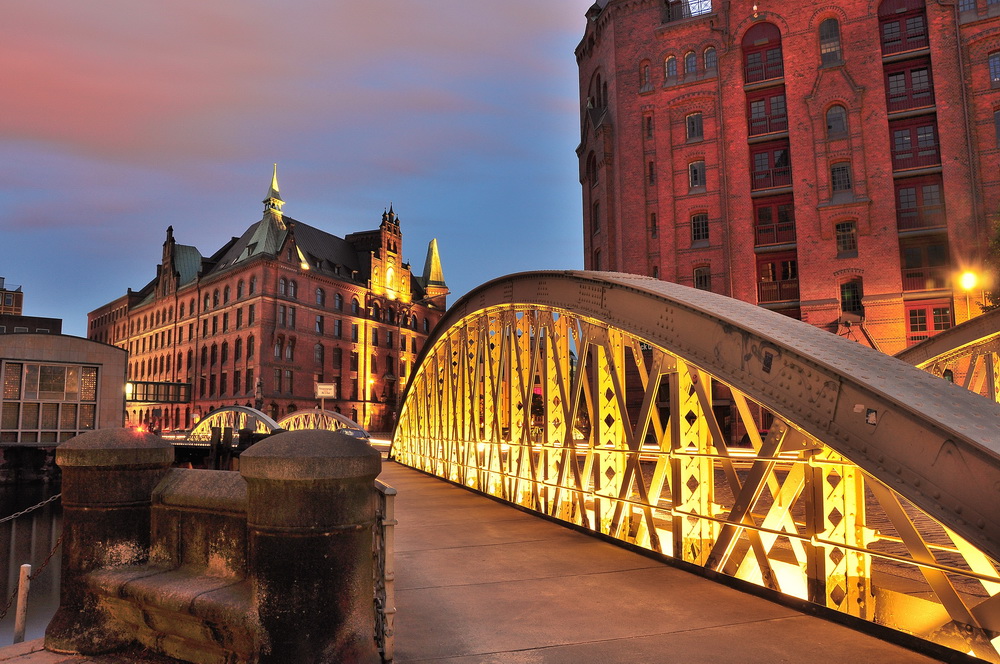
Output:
top-left (13, 564), bottom-right (30, 644)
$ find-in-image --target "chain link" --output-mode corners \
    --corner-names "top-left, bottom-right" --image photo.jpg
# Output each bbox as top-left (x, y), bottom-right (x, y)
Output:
top-left (0, 493), bottom-right (61, 526)
top-left (0, 532), bottom-right (63, 624)
top-left (0, 494), bottom-right (63, 623)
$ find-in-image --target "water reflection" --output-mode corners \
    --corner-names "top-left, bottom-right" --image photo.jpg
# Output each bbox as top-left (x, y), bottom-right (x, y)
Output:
top-left (0, 484), bottom-right (61, 644)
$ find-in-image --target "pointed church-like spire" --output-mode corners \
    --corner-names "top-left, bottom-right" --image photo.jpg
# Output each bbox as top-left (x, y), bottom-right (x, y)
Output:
top-left (420, 238), bottom-right (447, 292)
top-left (263, 163), bottom-right (284, 214)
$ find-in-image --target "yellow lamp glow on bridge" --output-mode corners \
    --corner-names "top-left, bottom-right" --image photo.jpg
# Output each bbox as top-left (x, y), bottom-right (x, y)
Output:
top-left (960, 271), bottom-right (979, 291)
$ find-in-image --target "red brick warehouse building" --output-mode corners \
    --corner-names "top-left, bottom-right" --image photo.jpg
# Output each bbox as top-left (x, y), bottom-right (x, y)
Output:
top-left (88, 168), bottom-right (448, 432)
top-left (577, 0), bottom-right (1000, 354)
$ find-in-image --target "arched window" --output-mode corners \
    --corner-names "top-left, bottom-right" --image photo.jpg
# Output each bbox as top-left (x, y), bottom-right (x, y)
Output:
top-left (213, 289), bottom-right (220, 307)
top-left (704, 47), bottom-right (717, 71)
top-left (640, 62), bottom-right (652, 91)
top-left (247, 336), bottom-right (255, 359)
top-left (211, 344), bottom-right (218, 365)
top-left (991, 52), bottom-right (1000, 88)
top-left (423, 318), bottom-right (430, 333)
top-left (223, 286), bottom-right (231, 303)
top-left (274, 339), bottom-right (282, 360)
top-left (351, 298), bottom-right (360, 315)
top-left (203, 294), bottom-right (210, 312)
top-left (316, 288), bottom-right (325, 306)
top-left (694, 265), bottom-right (712, 291)
top-left (684, 51), bottom-right (697, 76)
top-left (334, 293), bottom-right (343, 311)
top-left (189, 298), bottom-right (196, 315)
top-left (819, 18), bottom-right (843, 66)
top-left (285, 339), bottom-right (294, 360)
top-left (235, 337), bottom-right (243, 361)
top-left (249, 277), bottom-right (257, 295)
top-left (665, 56), bottom-right (677, 81)
top-left (372, 302), bottom-right (381, 321)
top-left (587, 153), bottom-right (598, 188)
top-left (288, 280), bottom-right (298, 298)
top-left (237, 280), bottom-right (245, 299)
top-left (826, 105), bottom-right (848, 138)
top-left (278, 278), bottom-right (287, 296)
top-left (742, 22), bottom-right (783, 83)
top-left (314, 343), bottom-right (324, 364)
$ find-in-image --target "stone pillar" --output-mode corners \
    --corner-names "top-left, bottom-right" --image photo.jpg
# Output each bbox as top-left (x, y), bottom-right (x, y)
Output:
top-left (45, 428), bottom-right (173, 654)
top-left (241, 429), bottom-right (382, 664)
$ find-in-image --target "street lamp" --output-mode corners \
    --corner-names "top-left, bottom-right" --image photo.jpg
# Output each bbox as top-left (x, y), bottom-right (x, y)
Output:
top-left (959, 271), bottom-right (982, 321)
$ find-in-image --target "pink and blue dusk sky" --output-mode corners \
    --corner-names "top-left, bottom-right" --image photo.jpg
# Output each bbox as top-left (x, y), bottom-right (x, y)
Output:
top-left (2, 1), bottom-right (594, 336)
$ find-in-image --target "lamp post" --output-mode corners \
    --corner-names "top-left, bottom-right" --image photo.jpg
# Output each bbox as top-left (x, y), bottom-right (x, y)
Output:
top-left (960, 271), bottom-right (981, 321)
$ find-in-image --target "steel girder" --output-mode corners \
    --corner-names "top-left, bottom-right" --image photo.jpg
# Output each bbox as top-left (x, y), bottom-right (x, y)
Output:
top-left (277, 408), bottom-right (366, 433)
top-left (392, 271), bottom-right (1000, 659)
top-left (186, 406), bottom-right (280, 443)
top-left (896, 307), bottom-right (1000, 403)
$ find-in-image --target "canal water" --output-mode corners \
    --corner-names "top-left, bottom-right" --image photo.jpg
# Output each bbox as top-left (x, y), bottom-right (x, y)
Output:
top-left (0, 484), bottom-right (62, 645)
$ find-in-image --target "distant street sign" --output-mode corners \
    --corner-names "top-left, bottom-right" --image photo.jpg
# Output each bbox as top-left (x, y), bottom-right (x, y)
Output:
top-left (315, 383), bottom-right (338, 399)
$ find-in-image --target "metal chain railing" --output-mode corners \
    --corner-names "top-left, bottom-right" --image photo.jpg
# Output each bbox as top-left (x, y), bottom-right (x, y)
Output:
top-left (0, 493), bottom-right (61, 526)
top-left (0, 494), bottom-right (63, 624)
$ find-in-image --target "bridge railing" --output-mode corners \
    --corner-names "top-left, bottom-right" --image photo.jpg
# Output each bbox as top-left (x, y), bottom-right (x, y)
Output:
top-left (374, 480), bottom-right (397, 663)
top-left (391, 271), bottom-right (1000, 662)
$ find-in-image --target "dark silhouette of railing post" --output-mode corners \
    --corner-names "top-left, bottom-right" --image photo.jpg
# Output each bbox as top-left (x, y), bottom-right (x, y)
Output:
top-left (241, 430), bottom-right (382, 664)
top-left (44, 428), bottom-right (173, 654)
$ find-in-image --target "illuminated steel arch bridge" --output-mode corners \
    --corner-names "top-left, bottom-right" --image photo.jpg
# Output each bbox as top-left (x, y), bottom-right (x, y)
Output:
top-left (391, 271), bottom-right (1000, 661)
top-left (897, 306), bottom-right (1000, 403)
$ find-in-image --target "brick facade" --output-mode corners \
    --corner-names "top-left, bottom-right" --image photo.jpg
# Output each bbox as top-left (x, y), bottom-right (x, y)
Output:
top-left (577, 0), bottom-right (1000, 354)
top-left (88, 178), bottom-right (447, 433)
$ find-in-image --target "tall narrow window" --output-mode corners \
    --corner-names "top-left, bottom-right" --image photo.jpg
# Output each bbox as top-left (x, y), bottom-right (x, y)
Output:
top-left (684, 51), bottom-right (697, 76)
top-left (689, 160), bottom-right (706, 189)
top-left (592, 201), bottom-right (601, 234)
top-left (665, 56), bottom-right (677, 81)
top-left (704, 47), bottom-right (717, 71)
top-left (826, 105), bottom-right (847, 138)
top-left (691, 213), bottom-right (709, 244)
top-left (841, 279), bottom-right (864, 316)
top-left (694, 266), bottom-right (712, 291)
top-left (644, 116), bottom-right (654, 140)
top-left (831, 162), bottom-right (853, 193)
top-left (835, 221), bottom-right (858, 257)
top-left (686, 112), bottom-right (703, 140)
top-left (648, 161), bottom-right (656, 186)
top-left (641, 63), bottom-right (652, 91)
top-left (990, 52), bottom-right (1000, 87)
top-left (819, 19), bottom-right (842, 65)
top-left (650, 212), bottom-right (658, 238)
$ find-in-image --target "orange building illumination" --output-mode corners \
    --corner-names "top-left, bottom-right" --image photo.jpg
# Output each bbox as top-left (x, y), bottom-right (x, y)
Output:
top-left (88, 167), bottom-right (448, 432)
top-left (577, 0), bottom-right (1000, 354)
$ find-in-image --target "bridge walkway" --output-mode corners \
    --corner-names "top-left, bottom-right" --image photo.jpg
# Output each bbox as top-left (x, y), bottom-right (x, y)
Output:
top-left (382, 461), bottom-right (939, 663)
top-left (0, 459), bottom-right (947, 663)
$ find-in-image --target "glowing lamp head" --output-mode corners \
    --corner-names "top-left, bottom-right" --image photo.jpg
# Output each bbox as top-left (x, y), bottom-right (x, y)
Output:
top-left (960, 271), bottom-right (979, 291)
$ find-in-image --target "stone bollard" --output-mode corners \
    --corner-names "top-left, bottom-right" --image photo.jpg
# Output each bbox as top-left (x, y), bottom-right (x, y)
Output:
top-left (45, 428), bottom-right (174, 654)
top-left (240, 429), bottom-right (382, 664)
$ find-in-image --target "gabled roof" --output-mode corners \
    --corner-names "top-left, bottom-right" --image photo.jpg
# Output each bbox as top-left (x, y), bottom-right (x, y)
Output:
top-left (205, 215), bottom-right (364, 279)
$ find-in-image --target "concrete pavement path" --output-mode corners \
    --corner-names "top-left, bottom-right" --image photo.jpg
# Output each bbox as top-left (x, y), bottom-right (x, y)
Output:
top-left (383, 461), bottom-right (940, 663)
top-left (0, 458), bottom-right (946, 663)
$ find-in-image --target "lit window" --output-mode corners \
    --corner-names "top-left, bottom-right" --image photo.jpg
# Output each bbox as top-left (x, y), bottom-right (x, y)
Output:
top-left (933, 307), bottom-right (952, 330)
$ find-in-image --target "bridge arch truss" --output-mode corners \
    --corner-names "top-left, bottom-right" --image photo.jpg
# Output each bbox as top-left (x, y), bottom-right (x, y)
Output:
top-left (392, 271), bottom-right (1000, 660)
